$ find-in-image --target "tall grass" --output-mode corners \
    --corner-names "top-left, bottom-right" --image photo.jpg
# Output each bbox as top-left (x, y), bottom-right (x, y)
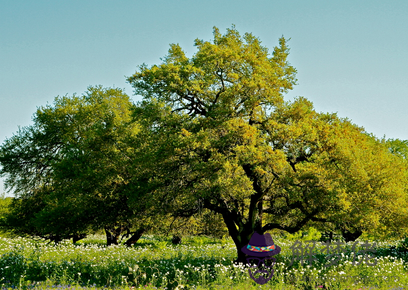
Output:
top-left (0, 234), bottom-right (407, 289)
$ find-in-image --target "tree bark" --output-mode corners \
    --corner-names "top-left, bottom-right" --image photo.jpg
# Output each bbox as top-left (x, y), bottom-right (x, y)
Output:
top-left (124, 228), bottom-right (145, 247)
top-left (220, 211), bottom-right (253, 264)
top-left (255, 199), bottom-right (263, 234)
top-left (73, 233), bottom-right (87, 244)
top-left (203, 196), bottom-right (259, 264)
top-left (105, 227), bottom-right (120, 246)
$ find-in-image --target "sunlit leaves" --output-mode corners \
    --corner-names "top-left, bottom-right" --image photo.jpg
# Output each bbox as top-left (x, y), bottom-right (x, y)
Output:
top-left (127, 26), bottom-right (408, 251)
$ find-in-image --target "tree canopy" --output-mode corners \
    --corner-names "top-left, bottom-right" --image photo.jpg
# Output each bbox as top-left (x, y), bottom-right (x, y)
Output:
top-left (387, 138), bottom-right (408, 160)
top-left (127, 26), bottom-right (408, 261)
top-left (0, 86), bottom-right (149, 244)
top-left (1, 27), bottom-right (407, 262)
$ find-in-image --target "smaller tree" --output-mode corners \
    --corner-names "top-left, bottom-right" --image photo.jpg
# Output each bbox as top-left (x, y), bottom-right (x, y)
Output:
top-left (0, 86), bottom-right (150, 245)
top-left (0, 193), bottom-right (12, 235)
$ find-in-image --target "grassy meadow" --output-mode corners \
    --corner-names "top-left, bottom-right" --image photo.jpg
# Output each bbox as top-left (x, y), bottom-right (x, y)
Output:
top-left (0, 233), bottom-right (407, 290)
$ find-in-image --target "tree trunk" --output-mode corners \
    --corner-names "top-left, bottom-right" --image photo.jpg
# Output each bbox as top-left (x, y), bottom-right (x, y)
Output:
top-left (235, 241), bottom-right (249, 264)
top-left (341, 229), bottom-right (363, 242)
top-left (220, 212), bottom-right (253, 264)
top-left (233, 230), bottom-right (253, 264)
top-left (49, 234), bottom-right (63, 244)
top-left (255, 199), bottom-right (263, 234)
top-left (124, 228), bottom-right (145, 247)
top-left (73, 233), bottom-right (87, 244)
top-left (203, 193), bottom-right (260, 264)
top-left (105, 227), bottom-right (119, 246)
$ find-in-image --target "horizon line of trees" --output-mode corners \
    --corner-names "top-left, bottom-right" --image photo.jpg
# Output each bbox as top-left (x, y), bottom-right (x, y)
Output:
top-left (1, 26), bottom-right (408, 263)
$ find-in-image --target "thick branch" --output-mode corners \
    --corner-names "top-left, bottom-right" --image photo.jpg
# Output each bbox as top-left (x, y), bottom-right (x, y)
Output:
top-left (262, 208), bottom-right (320, 233)
top-left (242, 164), bottom-right (268, 234)
top-left (124, 228), bottom-right (145, 247)
top-left (203, 198), bottom-right (243, 240)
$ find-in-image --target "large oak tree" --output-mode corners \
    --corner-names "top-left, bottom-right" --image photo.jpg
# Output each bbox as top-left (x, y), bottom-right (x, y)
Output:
top-left (127, 27), bottom-right (408, 262)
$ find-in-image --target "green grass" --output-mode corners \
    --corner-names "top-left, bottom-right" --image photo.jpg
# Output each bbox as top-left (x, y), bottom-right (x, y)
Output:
top-left (0, 234), bottom-right (407, 289)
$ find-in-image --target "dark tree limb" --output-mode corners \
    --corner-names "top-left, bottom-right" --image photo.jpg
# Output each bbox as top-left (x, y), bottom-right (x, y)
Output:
top-left (124, 228), bottom-right (145, 247)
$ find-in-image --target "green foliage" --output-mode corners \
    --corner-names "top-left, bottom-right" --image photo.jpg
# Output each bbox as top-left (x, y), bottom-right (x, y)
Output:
top-left (1, 25), bottom-right (407, 264)
top-left (398, 236), bottom-right (408, 250)
top-left (0, 86), bottom-right (148, 243)
top-left (127, 25), bottom-right (408, 263)
top-left (387, 138), bottom-right (408, 160)
top-left (0, 236), bottom-right (407, 289)
top-left (161, 210), bottom-right (228, 239)
top-left (285, 227), bottom-right (322, 242)
top-left (0, 193), bottom-right (12, 235)
top-left (0, 251), bottom-right (27, 285)
top-left (192, 210), bottom-right (228, 238)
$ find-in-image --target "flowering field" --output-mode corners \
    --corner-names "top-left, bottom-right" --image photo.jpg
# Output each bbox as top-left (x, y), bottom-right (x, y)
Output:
top-left (0, 234), bottom-right (407, 289)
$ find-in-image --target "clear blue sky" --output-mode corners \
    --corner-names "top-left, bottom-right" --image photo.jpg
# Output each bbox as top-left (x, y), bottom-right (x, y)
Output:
top-left (1, 0), bottom-right (408, 195)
